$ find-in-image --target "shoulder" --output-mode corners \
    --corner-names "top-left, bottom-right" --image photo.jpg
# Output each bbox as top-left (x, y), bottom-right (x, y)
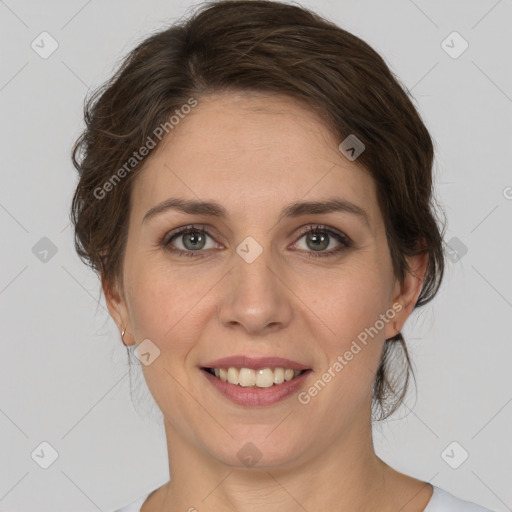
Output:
top-left (425, 486), bottom-right (496, 512)
top-left (112, 492), bottom-right (151, 512)
top-left (112, 481), bottom-right (167, 512)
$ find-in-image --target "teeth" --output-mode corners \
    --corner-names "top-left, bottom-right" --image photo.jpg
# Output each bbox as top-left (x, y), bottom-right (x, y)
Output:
top-left (238, 368), bottom-right (255, 387)
top-left (273, 367), bottom-right (285, 384)
top-left (256, 368), bottom-right (274, 388)
top-left (227, 367), bottom-right (239, 385)
top-left (210, 366), bottom-right (304, 388)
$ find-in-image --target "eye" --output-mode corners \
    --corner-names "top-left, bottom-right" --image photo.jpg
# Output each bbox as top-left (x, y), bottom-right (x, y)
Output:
top-left (292, 224), bottom-right (351, 258)
top-left (160, 223), bottom-right (351, 258)
top-left (162, 225), bottom-right (218, 258)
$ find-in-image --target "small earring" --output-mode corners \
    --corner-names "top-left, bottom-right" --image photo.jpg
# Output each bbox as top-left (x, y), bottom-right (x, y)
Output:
top-left (121, 328), bottom-right (127, 346)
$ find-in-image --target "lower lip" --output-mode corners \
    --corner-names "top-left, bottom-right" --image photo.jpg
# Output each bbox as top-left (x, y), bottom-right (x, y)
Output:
top-left (201, 369), bottom-right (311, 407)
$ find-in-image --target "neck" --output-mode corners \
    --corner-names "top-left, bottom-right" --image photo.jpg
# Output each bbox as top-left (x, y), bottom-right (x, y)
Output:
top-left (158, 409), bottom-right (393, 512)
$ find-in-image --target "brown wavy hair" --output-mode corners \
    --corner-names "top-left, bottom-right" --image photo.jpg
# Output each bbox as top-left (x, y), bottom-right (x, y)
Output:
top-left (70, 0), bottom-right (446, 420)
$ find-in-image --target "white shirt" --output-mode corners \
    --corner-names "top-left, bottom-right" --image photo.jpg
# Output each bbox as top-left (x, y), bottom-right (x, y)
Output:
top-left (113, 485), bottom-right (495, 511)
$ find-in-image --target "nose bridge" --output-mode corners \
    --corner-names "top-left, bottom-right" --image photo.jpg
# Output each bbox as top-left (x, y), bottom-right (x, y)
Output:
top-left (232, 235), bottom-right (279, 300)
top-left (217, 235), bottom-right (293, 333)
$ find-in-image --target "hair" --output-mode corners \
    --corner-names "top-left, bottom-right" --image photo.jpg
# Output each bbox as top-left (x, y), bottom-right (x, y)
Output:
top-left (70, 0), bottom-right (446, 421)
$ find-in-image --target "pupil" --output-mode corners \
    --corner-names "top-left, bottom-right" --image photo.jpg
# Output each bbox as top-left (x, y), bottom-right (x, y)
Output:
top-left (308, 232), bottom-right (328, 251)
top-left (184, 231), bottom-right (204, 250)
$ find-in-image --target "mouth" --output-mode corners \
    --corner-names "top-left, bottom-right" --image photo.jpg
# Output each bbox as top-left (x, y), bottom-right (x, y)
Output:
top-left (202, 367), bottom-right (308, 388)
top-left (200, 356), bottom-right (312, 407)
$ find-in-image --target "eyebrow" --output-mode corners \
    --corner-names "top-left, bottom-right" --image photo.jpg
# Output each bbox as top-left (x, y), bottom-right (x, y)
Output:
top-left (142, 197), bottom-right (370, 228)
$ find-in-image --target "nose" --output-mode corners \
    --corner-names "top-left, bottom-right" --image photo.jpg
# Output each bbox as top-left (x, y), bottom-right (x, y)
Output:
top-left (217, 245), bottom-right (294, 335)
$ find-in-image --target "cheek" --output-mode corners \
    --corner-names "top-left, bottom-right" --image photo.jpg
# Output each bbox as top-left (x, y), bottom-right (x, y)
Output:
top-left (125, 258), bottom-right (213, 350)
top-left (124, 262), bottom-right (210, 413)
top-left (320, 259), bottom-right (393, 384)
top-left (307, 259), bottom-right (392, 341)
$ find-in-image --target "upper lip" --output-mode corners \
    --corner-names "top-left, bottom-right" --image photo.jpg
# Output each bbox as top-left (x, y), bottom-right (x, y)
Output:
top-left (202, 356), bottom-right (310, 371)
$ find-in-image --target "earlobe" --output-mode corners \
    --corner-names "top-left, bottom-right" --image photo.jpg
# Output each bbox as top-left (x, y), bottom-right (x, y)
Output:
top-left (384, 302), bottom-right (403, 340)
top-left (101, 274), bottom-right (132, 344)
top-left (385, 252), bottom-right (428, 338)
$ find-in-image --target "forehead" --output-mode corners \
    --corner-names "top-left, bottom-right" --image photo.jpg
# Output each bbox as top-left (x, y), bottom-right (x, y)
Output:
top-left (130, 91), bottom-right (379, 230)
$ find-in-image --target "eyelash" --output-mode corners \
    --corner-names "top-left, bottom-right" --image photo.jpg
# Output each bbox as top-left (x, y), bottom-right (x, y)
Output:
top-left (161, 224), bottom-right (352, 259)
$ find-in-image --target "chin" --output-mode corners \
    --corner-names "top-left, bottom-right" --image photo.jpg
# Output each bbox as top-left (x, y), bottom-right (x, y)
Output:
top-left (204, 431), bottom-right (308, 470)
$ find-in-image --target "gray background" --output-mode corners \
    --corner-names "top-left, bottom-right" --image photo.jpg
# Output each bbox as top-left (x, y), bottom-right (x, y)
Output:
top-left (1, 0), bottom-right (511, 511)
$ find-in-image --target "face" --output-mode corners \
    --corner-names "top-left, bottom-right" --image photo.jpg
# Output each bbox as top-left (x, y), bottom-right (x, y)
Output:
top-left (105, 91), bottom-right (425, 470)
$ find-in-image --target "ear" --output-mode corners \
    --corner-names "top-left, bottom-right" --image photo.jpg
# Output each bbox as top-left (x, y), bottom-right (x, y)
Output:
top-left (101, 273), bottom-right (134, 346)
top-left (384, 251), bottom-right (429, 340)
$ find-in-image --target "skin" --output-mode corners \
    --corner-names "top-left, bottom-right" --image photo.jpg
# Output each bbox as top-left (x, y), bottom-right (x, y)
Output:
top-left (104, 91), bottom-right (432, 512)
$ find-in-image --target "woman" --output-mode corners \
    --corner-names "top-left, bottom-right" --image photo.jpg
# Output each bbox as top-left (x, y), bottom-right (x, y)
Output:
top-left (70, 1), bottom-right (495, 510)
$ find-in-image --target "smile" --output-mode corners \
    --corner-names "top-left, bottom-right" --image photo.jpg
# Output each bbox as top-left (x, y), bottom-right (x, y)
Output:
top-left (204, 367), bottom-right (305, 388)
top-left (200, 355), bottom-right (312, 406)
